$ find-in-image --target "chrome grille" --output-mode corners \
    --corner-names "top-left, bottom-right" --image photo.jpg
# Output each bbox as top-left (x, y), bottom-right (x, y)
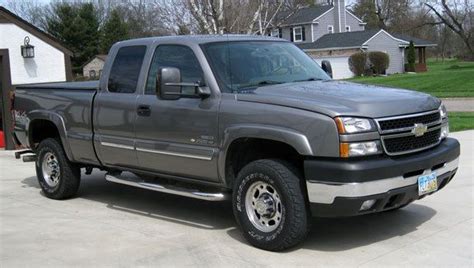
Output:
top-left (378, 112), bottom-right (440, 132)
top-left (382, 128), bottom-right (441, 155)
top-left (376, 110), bottom-right (442, 156)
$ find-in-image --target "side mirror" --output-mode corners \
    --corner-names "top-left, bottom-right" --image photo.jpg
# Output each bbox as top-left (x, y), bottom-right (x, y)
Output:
top-left (157, 67), bottom-right (181, 100)
top-left (321, 60), bottom-right (333, 78)
top-left (156, 67), bottom-right (211, 99)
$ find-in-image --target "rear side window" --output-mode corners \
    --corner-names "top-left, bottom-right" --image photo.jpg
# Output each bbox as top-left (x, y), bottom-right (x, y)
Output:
top-left (108, 46), bottom-right (146, 93)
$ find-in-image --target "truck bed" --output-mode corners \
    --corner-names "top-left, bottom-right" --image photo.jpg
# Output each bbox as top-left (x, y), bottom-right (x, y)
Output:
top-left (13, 81), bottom-right (100, 165)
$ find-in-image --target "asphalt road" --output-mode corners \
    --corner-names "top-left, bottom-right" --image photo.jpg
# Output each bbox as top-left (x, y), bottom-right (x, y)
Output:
top-left (0, 131), bottom-right (472, 267)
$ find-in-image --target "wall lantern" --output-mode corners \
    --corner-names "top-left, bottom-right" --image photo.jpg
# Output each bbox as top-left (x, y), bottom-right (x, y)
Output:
top-left (21, 36), bottom-right (35, 58)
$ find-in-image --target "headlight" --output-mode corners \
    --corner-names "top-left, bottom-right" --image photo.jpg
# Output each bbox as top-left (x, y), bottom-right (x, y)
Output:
top-left (340, 141), bottom-right (382, 157)
top-left (335, 117), bottom-right (376, 134)
top-left (439, 104), bottom-right (449, 139)
top-left (439, 104), bottom-right (447, 119)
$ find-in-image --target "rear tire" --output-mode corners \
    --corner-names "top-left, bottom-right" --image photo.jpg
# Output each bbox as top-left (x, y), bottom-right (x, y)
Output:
top-left (233, 159), bottom-right (309, 251)
top-left (35, 138), bottom-right (81, 199)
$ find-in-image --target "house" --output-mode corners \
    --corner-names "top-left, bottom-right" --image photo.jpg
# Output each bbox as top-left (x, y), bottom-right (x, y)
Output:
top-left (271, 0), bottom-right (366, 43)
top-left (271, 0), bottom-right (436, 79)
top-left (298, 29), bottom-right (437, 79)
top-left (0, 6), bottom-right (73, 149)
top-left (83, 54), bottom-right (107, 79)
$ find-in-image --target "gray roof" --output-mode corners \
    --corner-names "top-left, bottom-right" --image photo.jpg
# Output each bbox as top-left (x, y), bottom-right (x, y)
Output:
top-left (297, 30), bottom-right (379, 50)
top-left (297, 30), bottom-right (436, 50)
top-left (277, 5), bottom-right (333, 25)
top-left (391, 33), bottom-right (437, 46)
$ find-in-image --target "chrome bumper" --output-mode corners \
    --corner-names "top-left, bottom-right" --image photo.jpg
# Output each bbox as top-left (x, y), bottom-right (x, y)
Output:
top-left (306, 157), bottom-right (459, 204)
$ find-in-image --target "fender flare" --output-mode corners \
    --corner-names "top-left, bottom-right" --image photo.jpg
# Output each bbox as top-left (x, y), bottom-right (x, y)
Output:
top-left (27, 110), bottom-right (75, 161)
top-left (218, 124), bottom-right (313, 185)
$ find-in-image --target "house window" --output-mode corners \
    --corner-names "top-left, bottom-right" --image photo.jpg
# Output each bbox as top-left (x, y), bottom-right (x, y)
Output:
top-left (89, 70), bottom-right (96, 78)
top-left (293, 26), bottom-right (303, 42)
top-left (270, 29), bottom-right (280, 38)
top-left (328, 25), bottom-right (334, 34)
top-left (345, 25), bottom-right (351, 32)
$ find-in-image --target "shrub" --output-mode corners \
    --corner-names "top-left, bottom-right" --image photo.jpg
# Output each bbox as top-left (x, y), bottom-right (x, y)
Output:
top-left (349, 52), bottom-right (367, 76)
top-left (368, 51), bottom-right (390, 75)
top-left (407, 41), bottom-right (416, 72)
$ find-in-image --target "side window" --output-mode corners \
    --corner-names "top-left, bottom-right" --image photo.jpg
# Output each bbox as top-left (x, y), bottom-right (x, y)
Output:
top-left (145, 45), bottom-right (204, 95)
top-left (108, 46), bottom-right (146, 93)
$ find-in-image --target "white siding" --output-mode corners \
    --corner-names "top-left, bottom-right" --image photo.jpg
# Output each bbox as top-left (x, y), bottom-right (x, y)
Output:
top-left (313, 56), bottom-right (353, 80)
top-left (365, 31), bottom-right (404, 74)
top-left (0, 23), bottom-right (66, 84)
top-left (83, 57), bottom-right (105, 78)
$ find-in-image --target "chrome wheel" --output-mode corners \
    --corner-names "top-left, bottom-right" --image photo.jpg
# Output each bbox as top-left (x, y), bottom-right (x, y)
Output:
top-left (41, 152), bottom-right (60, 187)
top-left (245, 181), bottom-right (283, 232)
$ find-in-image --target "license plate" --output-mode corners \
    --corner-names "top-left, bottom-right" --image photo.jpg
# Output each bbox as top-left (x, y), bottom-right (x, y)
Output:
top-left (418, 172), bottom-right (438, 195)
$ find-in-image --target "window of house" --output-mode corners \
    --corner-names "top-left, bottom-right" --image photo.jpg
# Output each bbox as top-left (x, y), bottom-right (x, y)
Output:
top-left (293, 26), bottom-right (303, 42)
top-left (345, 25), bottom-right (351, 32)
top-left (89, 70), bottom-right (96, 78)
top-left (271, 29), bottom-right (280, 38)
top-left (328, 25), bottom-right (334, 34)
top-left (145, 45), bottom-right (204, 95)
top-left (108, 46), bottom-right (146, 93)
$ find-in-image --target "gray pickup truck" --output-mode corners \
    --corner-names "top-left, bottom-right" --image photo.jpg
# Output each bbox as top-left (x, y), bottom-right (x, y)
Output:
top-left (13, 35), bottom-right (460, 251)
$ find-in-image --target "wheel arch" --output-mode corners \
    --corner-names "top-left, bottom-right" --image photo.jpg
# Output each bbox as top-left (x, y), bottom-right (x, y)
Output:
top-left (219, 125), bottom-right (312, 187)
top-left (27, 111), bottom-right (74, 161)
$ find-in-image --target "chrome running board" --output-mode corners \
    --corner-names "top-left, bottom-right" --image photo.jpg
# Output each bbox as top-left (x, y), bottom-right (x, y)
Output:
top-left (105, 174), bottom-right (229, 201)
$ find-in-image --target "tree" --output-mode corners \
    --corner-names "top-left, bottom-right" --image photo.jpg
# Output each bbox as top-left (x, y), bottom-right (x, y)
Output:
top-left (407, 41), bottom-right (416, 72)
top-left (100, 9), bottom-right (129, 54)
top-left (424, 0), bottom-right (474, 59)
top-left (46, 3), bottom-right (100, 72)
top-left (351, 0), bottom-right (411, 30)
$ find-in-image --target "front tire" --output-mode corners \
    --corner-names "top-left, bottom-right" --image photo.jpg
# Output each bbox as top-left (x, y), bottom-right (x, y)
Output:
top-left (35, 138), bottom-right (81, 199)
top-left (233, 159), bottom-right (309, 251)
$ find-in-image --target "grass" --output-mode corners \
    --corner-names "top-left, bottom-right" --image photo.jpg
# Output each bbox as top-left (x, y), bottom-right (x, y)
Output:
top-left (448, 112), bottom-right (474, 132)
top-left (350, 59), bottom-right (474, 98)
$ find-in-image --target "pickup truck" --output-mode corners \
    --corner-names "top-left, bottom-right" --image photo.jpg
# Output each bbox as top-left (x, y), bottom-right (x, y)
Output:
top-left (13, 35), bottom-right (460, 251)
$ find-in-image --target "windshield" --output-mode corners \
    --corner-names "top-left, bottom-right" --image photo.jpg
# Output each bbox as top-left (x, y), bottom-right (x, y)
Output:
top-left (202, 41), bottom-right (330, 93)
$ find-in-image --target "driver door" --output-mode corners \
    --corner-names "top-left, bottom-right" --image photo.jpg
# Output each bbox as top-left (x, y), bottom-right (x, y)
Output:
top-left (134, 45), bottom-right (220, 182)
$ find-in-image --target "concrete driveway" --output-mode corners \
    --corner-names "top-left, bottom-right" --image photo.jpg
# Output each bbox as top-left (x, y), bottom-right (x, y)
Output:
top-left (1, 131), bottom-right (472, 267)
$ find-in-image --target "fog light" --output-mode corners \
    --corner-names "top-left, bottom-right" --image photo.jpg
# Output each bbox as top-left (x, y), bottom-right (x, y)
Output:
top-left (360, 199), bottom-right (376, 211)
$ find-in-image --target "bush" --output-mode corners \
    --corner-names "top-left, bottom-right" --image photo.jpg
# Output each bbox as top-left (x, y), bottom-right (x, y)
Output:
top-left (407, 41), bottom-right (416, 72)
top-left (349, 52), bottom-right (367, 76)
top-left (368, 51), bottom-right (390, 75)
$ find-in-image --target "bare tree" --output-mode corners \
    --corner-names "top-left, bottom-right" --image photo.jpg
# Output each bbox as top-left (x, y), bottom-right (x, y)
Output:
top-left (424, 0), bottom-right (473, 58)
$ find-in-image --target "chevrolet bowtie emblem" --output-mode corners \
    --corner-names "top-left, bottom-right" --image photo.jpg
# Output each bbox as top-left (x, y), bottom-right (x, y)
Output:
top-left (411, 123), bottom-right (428, 137)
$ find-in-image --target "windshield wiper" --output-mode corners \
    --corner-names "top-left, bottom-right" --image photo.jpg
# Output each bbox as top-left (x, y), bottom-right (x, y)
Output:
top-left (293, 77), bottom-right (324, 82)
top-left (237, 80), bottom-right (283, 90)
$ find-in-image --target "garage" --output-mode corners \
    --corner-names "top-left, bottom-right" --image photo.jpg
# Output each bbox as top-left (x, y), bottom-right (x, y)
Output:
top-left (312, 56), bottom-right (353, 80)
top-left (0, 7), bottom-right (73, 150)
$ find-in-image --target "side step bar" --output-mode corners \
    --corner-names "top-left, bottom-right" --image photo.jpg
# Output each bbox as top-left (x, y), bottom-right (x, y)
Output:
top-left (105, 174), bottom-right (230, 201)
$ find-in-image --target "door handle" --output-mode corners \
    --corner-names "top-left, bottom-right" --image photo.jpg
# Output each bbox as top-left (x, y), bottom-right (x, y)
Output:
top-left (137, 105), bottom-right (151, 116)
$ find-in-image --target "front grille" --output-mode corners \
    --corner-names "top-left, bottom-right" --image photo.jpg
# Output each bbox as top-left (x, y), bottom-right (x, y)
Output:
top-left (378, 111), bottom-right (440, 132)
top-left (383, 128), bottom-right (441, 155)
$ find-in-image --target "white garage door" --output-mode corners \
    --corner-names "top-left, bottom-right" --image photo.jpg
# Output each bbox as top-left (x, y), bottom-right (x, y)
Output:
top-left (313, 56), bottom-right (353, 80)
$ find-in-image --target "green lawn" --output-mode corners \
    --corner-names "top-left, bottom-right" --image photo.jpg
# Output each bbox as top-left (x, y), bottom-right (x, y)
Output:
top-left (350, 60), bottom-right (474, 98)
top-left (449, 112), bottom-right (474, 132)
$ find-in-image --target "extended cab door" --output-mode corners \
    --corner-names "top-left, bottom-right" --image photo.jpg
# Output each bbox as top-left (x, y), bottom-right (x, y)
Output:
top-left (94, 45), bottom-right (147, 168)
top-left (134, 44), bottom-right (220, 182)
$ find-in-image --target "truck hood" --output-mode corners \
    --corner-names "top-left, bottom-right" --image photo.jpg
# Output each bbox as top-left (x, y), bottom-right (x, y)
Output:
top-left (236, 80), bottom-right (441, 118)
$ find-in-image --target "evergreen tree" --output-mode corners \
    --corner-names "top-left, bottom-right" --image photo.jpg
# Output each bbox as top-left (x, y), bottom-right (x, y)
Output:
top-left (100, 9), bottom-right (129, 54)
top-left (46, 3), bottom-right (100, 73)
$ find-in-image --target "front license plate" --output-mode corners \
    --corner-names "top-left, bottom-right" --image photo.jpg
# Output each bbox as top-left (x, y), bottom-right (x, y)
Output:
top-left (418, 172), bottom-right (438, 196)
